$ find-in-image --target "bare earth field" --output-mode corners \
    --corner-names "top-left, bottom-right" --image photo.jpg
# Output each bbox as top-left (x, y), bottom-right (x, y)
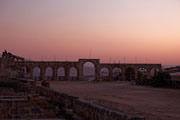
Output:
top-left (37, 81), bottom-right (180, 120)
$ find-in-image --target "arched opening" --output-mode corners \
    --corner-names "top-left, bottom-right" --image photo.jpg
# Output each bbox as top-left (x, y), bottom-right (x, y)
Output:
top-left (20, 66), bottom-right (27, 78)
top-left (57, 67), bottom-right (65, 80)
top-left (22, 67), bottom-right (27, 74)
top-left (150, 68), bottom-right (159, 78)
top-left (100, 67), bottom-right (109, 80)
top-left (83, 62), bottom-right (95, 81)
top-left (138, 68), bottom-right (148, 80)
top-left (33, 67), bottom-right (40, 80)
top-left (45, 67), bottom-right (53, 80)
top-left (69, 67), bottom-right (78, 80)
top-left (125, 67), bottom-right (135, 81)
top-left (113, 67), bottom-right (122, 80)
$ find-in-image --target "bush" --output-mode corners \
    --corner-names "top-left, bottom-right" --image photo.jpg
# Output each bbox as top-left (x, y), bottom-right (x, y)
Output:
top-left (152, 72), bottom-right (171, 87)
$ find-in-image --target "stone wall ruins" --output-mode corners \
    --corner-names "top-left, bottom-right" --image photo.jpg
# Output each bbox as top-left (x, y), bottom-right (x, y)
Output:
top-left (35, 85), bottom-right (145, 120)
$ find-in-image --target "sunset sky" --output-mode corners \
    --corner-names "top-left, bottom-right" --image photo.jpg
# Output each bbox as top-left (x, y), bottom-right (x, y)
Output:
top-left (0, 0), bottom-right (180, 65)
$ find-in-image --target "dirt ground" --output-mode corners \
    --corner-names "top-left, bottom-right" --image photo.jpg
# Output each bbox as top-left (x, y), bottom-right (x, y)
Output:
top-left (37, 81), bottom-right (180, 120)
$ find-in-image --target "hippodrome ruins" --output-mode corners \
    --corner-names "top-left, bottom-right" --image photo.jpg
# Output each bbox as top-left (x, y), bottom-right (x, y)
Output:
top-left (3, 50), bottom-right (161, 81)
top-left (1, 51), bottom-right (180, 120)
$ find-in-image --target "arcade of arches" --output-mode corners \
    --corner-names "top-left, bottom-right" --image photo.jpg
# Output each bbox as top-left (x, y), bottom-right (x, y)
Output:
top-left (16, 59), bottom-right (161, 81)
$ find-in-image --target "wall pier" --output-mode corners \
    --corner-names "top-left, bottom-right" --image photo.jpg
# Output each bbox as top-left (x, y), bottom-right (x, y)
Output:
top-left (53, 66), bottom-right (57, 80)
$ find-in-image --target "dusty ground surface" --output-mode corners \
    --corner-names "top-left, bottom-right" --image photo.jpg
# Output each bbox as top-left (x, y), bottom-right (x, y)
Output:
top-left (37, 81), bottom-right (180, 120)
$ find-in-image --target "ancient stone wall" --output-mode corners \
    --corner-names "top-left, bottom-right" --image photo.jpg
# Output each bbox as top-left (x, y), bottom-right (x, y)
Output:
top-left (0, 78), bottom-right (79, 119)
top-left (0, 95), bottom-right (62, 119)
top-left (35, 86), bottom-right (145, 120)
top-left (16, 60), bottom-right (162, 81)
top-left (0, 51), bottom-right (24, 79)
top-left (73, 98), bottom-right (145, 120)
top-left (35, 86), bottom-right (76, 108)
top-left (0, 99), bottom-right (29, 119)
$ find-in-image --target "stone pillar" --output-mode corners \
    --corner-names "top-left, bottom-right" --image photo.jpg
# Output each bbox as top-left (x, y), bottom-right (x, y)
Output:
top-left (146, 70), bottom-right (151, 79)
top-left (78, 66), bottom-right (83, 80)
top-left (134, 70), bottom-right (138, 80)
top-left (29, 67), bottom-right (33, 79)
top-left (65, 67), bottom-right (70, 80)
top-left (53, 66), bottom-right (57, 80)
top-left (121, 69), bottom-right (126, 80)
top-left (95, 66), bottom-right (100, 81)
top-left (40, 67), bottom-right (45, 80)
top-left (109, 68), bottom-right (113, 81)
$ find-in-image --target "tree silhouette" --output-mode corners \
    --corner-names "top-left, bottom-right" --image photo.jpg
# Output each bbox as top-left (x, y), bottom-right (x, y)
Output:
top-left (152, 72), bottom-right (171, 87)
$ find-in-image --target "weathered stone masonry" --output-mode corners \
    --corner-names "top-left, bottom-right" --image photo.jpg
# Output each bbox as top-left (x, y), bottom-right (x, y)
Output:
top-left (16, 59), bottom-right (161, 81)
top-left (35, 85), bottom-right (145, 120)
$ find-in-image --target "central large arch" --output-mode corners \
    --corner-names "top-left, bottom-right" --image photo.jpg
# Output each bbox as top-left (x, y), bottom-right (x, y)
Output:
top-left (83, 62), bottom-right (95, 81)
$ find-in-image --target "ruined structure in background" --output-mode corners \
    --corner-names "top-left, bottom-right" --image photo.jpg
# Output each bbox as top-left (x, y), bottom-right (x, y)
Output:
top-left (16, 60), bottom-right (161, 81)
top-left (0, 50), bottom-right (24, 79)
top-left (0, 51), bottom-right (146, 119)
top-left (1, 51), bottom-right (179, 120)
top-left (0, 51), bottom-right (162, 81)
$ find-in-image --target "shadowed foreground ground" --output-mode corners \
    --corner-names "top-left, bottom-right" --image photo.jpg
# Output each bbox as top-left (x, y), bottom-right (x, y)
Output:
top-left (37, 81), bottom-right (180, 120)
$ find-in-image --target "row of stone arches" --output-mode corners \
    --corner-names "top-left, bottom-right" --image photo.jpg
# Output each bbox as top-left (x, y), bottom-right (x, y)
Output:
top-left (23, 66), bottom-right (78, 80)
top-left (98, 67), bottom-right (159, 81)
top-left (21, 61), bottom-right (160, 81)
top-left (22, 62), bottom-right (95, 80)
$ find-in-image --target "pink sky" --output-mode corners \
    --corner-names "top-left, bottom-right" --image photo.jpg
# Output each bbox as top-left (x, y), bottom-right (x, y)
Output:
top-left (0, 0), bottom-right (180, 65)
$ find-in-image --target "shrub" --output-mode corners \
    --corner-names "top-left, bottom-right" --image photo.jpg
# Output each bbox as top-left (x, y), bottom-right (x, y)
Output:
top-left (152, 72), bottom-right (171, 87)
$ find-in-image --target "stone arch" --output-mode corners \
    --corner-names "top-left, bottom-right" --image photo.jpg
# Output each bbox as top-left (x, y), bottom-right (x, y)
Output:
top-left (57, 67), bottom-right (65, 80)
top-left (79, 59), bottom-right (100, 80)
top-left (113, 67), bottom-right (122, 80)
top-left (137, 67), bottom-right (148, 80)
top-left (100, 67), bottom-right (110, 80)
top-left (79, 59), bottom-right (99, 68)
top-left (32, 67), bottom-right (41, 80)
top-left (22, 65), bottom-right (30, 73)
top-left (69, 67), bottom-right (78, 80)
top-left (45, 67), bottom-right (53, 80)
top-left (22, 66), bottom-right (27, 74)
top-left (125, 67), bottom-right (135, 81)
top-left (150, 67), bottom-right (160, 78)
top-left (83, 62), bottom-right (95, 81)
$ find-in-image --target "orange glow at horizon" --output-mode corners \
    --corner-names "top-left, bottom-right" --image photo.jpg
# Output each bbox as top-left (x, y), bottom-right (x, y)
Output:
top-left (0, 0), bottom-right (180, 65)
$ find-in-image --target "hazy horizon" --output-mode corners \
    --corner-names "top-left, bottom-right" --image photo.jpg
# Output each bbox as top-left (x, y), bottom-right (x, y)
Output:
top-left (1, 0), bottom-right (180, 65)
